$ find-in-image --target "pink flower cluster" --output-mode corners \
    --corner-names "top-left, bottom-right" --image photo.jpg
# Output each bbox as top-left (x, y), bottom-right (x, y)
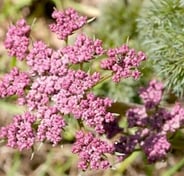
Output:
top-left (139, 79), bottom-right (163, 109)
top-left (128, 80), bottom-right (184, 135)
top-left (4, 19), bottom-right (30, 60)
top-left (141, 133), bottom-right (170, 163)
top-left (101, 45), bottom-right (146, 82)
top-left (123, 80), bottom-right (184, 162)
top-left (0, 112), bottom-right (36, 151)
top-left (26, 41), bottom-right (68, 76)
top-left (61, 34), bottom-right (104, 64)
top-left (126, 106), bottom-right (147, 127)
top-left (36, 107), bottom-right (65, 146)
top-left (49, 8), bottom-right (87, 40)
top-left (0, 67), bottom-right (30, 97)
top-left (52, 71), bottom-right (100, 115)
top-left (72, 131), bottom-right (114, 170)
top-left (0, 109), bottom-right (66, 149)
top-left (163, 103), bottom-right (184, 133)
top-left (73, 93), bottom-right (115, 134)
top-left (0, 8), bottom-right (149, 171)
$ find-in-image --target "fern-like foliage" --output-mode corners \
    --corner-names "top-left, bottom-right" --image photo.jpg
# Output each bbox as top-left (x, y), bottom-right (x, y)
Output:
top-left (137, 0), bottom-right (184, 97)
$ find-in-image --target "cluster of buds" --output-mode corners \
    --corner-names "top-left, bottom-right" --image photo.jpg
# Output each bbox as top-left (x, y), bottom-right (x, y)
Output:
top-left (2, 7), bottom-right (181, 171)
top-left (115, 80), bottom-right (184, 163)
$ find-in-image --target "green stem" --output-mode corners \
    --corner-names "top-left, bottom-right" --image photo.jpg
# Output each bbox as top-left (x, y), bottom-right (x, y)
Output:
top-left (7, 152), bottom-right (20, 176)
top-left (65, 37), bottom-right (69, 46)
top-left (162, 157), bottom-right (184, 176)
top-left (115, 151), bottom-right (140, 173)
top-left (79, 63), bottom-right (83, 70)
top-left (124, 0), bottom-right (129, 6)
top-left (10, 57), bottom-right (16, 68)
top-left (92, 73), bottom-right (112, 89)
top-left (77, 118), bottom-right (84, 129)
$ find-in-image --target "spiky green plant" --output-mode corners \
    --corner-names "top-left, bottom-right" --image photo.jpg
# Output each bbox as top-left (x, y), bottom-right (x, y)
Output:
top-left (137, 0), bottom-right (184, 97)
